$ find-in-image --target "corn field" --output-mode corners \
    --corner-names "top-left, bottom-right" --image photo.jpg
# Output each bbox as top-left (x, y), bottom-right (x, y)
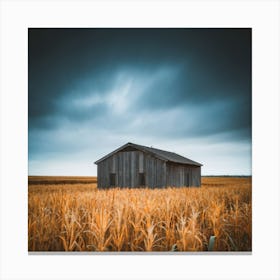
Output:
top-left (28, 177), bottom-right (251, 252)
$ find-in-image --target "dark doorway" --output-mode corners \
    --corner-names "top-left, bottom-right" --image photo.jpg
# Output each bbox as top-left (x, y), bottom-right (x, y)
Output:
top-left (139, 173), bottom-right (145, 186)
top-left (186, 173), bottom-right (190, 187)
top-left (110, 173), bottom-right (116, 186)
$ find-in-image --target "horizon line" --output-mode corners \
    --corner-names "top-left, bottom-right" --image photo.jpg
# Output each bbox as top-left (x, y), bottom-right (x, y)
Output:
top-left (28, 174), bottom-right (252, 177)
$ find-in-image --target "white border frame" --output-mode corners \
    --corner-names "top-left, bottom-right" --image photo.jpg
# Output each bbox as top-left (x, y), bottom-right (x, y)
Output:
top-left (0, 0), bottom-right (279, 279)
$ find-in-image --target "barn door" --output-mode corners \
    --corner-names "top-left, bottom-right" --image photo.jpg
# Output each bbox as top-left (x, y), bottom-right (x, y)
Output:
top-left (110, 173), bottom-right (116, 187)
top-left (186, 173), bottom-right (190, 187)
top-left (139, 172), bottom-right (145, 187)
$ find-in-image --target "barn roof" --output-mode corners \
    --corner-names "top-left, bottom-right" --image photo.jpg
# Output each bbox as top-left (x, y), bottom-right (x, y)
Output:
top-left (94, 142), bottom-right (202, 166)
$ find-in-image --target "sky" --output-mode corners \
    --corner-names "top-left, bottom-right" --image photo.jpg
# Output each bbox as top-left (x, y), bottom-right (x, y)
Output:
top-left (28, 28), bottom-right (251, 176)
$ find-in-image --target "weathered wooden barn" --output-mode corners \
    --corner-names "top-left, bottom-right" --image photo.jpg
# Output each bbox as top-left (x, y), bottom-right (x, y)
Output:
top-left (94, 142), bottom-right (202, 189)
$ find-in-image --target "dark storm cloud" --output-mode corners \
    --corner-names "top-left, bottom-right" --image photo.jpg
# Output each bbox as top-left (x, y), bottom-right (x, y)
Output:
top-left (28, 28), bottom-right (251, 175)
top-left (29, 28), bottom-right (251, 119)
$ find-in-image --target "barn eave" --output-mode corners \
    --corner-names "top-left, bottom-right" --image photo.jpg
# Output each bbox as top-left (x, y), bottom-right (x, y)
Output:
top-left (94, 142), bottom-right (167, 164)
top-left (94, 142), bottom-right (202, 167)
top-left (166, 160), bottom-right (203, 167)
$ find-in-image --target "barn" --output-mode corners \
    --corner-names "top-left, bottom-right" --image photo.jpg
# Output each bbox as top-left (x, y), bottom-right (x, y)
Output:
top-left (94, 142), bottom-right (202, 189)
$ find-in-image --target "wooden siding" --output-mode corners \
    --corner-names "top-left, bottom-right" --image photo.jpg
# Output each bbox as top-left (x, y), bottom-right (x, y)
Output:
top-left (97, 150), bottom-right (166, 188)
top-left (97, 150), bottom-right (201, 188)
top-left (166, 163), bottom-right (201, 187)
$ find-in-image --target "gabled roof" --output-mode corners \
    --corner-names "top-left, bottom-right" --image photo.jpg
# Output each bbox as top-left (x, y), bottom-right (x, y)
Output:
top-left (94, 142), bottom-right (202, 166)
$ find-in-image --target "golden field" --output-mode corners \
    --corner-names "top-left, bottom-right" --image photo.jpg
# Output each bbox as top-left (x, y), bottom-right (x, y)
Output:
top-left (28, 176), bottom-right (251, 252)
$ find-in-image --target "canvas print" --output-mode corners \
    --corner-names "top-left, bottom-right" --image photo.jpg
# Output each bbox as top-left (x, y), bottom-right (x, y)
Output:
top-left (28, 28), bottom-right (252, 252)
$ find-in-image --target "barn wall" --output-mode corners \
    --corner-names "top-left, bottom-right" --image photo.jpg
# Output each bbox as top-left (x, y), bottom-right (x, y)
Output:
top-left (97, 150), bottom-right (201, 188)
top-left (97, 150), bottom-right (166, 188)
top-left (166, 163), bottom-right (201, 187)
top-left (191, 166), bottom-right (201, 187)
top-left (144, 154), bottom-right (166, 188)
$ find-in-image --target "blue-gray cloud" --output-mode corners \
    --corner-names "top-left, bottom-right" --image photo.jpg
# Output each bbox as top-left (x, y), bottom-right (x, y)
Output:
top-left (28, 28), bottom-right (251, 175)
